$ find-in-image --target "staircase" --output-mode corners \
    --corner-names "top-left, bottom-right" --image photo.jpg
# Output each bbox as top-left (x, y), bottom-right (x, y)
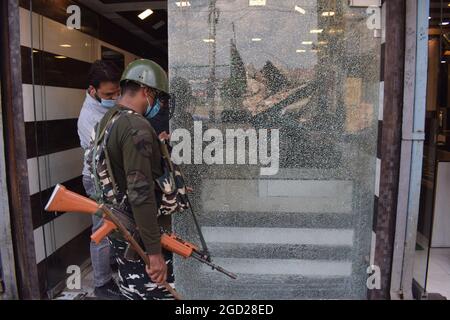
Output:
top-left (174, 168), bottom-right (363, 300)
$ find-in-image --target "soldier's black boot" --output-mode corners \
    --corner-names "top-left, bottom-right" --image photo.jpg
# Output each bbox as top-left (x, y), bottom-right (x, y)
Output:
top-left (94, 279), bottom-right (122, 300)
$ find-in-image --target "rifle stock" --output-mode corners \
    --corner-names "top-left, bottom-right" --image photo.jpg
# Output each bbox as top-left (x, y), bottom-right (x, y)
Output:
top-left (45, 184), bottom-right (99, 214)
top-left (91, 219), bottom-right (117, 244)
top-left (45, 184), bottom-right (182, 300)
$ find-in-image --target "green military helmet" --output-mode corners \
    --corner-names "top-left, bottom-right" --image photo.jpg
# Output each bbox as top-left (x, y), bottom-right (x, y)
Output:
top-left (120, 59), bottom-right (169, 95)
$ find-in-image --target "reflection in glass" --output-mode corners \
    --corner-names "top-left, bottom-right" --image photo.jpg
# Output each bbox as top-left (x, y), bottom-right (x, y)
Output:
top-left (169, 0), bottom-right (381, 299)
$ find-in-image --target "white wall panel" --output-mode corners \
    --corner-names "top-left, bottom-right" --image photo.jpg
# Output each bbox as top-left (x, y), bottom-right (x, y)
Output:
top-left (28, 148), bottom-right (84, 195)
top-left (42, 15), bottom-right (96, 63)
top-left (34, 213), bottom-right (92, 264)
top-left (20, 7), bottom-right (140, 64)
top-left (19, 7), bottom-right (40, 50)
top-left (22, 84), bottom-right (85, 122)
top-left (432, 162), bottom-right (450, 247)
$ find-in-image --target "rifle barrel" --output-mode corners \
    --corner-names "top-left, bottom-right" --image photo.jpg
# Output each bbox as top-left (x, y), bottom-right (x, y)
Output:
top-left (192, 252), bottom-right (238, 280)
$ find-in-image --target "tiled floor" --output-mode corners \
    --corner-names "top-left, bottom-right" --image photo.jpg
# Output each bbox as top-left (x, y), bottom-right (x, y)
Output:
top-left (415, 247), bottom-right (450, 299)
top-left (54, 247), bottom-right (450, 300)
top-left (426, 248), bottom-right (450, 299)
top-left (53, 266), bottom-right (98, 300)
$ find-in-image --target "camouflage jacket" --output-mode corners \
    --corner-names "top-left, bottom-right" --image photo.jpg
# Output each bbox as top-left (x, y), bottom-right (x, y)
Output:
top-left (95, 105), bottom-right (170, 255)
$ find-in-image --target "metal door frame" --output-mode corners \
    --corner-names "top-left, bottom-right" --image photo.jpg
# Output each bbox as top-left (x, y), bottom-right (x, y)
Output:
top-left (0, 0), bottom-right (40, 300)
top-left (390, 0), bottom-right (430, 300)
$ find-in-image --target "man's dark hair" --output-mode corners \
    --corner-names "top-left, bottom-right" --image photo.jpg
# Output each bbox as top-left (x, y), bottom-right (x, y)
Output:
top-left (88, 60), bottom-right (122, 89)
top-left (121, 80), bottom-right (158, 97)
top-left (120, 80), bottom-right (143, 96)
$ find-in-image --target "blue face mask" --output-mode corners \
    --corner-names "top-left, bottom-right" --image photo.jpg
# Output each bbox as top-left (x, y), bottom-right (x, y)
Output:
top-left (144, 98), bottom-right (161, 119)
top-left (100, 99), bottom-right (116, 109)
top-left (94, 93), bottom-right (116, 109)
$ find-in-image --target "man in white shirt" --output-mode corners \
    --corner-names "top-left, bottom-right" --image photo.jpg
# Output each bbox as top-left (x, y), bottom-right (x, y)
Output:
top-left (77, 60), bottom-right (122, 299)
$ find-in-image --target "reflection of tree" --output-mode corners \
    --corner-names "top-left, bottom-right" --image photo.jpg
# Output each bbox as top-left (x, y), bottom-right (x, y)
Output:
top-left (261, 61), bottom-right (288, 96)
top-left (207, 0), bottom-right (220, 122)
top-left (220, 39), bottom-right (247, 109)
top-left (171, 77), bottom-right (194, 131)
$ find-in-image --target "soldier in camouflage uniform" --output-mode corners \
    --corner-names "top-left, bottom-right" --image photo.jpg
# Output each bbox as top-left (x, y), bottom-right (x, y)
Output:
top-left (93, 60), bottom-right (174, 300)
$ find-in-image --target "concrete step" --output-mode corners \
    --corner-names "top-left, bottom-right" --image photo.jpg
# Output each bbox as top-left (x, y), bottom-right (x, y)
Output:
top-left (186, 285), bottom-right (353, 300)
top-left (201, 179), bottom-right (353, 214)
top-left (202, 227), bottom-right (354, 247)
top-left (198, 211), bottom-right (355, 229)
top-left (199, 227), bottom-right (354, 261)
top-left (205, 166), bottom-right (351, 181)
top-left (207, 243), bottom-right (352, 261)
top-left (175, 176), bottom-right (358, 299)
top-left (202, 257), bottom-right (352, 277)
top-left (174, 258), bottom-right (354, 300)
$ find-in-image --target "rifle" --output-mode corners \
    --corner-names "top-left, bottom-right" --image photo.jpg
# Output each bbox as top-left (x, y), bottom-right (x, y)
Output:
top-left (45, 185), bottom-right (237, 297)
top-left (90, 209), bottom-right (237, 280)
top-left (45, 184), bottom-right (182, 300)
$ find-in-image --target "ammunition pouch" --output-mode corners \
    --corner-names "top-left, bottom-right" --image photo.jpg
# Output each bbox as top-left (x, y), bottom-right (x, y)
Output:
top-left (156, 164), bottom-right (190, 216)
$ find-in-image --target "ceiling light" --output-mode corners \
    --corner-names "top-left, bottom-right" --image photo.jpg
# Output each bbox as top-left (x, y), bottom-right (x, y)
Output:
top-left (175, 1), bottom-right (191, 7)
top-left (60, 44), bottom-right (72, 48)
top-left (441, 60), bottom-right (446, 64)
top-left (318, 41), bottom-right (328, 45)
top-left (252, 38), bottom-right (262, 42)
top-left (294, 5), bottom-right (306, 14)
top-left (55, 56), bottom-right (67, 59)
top-left (440, 21), bottom-right (449, 26)
top-left (310, 29), bottom-right (324, 33)
top-left (322, 11), bottom-right (335, 17)
top-left (296, 49), bottom-right (306, 53)
top-left (302, 41), bottom-right (313, 45)
top-left (32, 50), bottom-right (39, 53)
top-left (138, 9), bottom-right (154, 20)
top-left (203, 39), bottom-right (215, 43)
top-left (249, 0), bottom-right (266, 6)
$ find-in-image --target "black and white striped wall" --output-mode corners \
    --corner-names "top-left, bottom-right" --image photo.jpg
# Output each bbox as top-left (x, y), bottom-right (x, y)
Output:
top-left (369, 0), bottom-right (409, 299)
top-left (17, 0), bottom-right (161, 296)
top-left (369, 0), bottom-right (385, 274)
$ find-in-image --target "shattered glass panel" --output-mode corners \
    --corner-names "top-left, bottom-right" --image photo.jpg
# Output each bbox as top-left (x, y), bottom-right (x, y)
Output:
top-left (169, 0), bottom-right (381, 299)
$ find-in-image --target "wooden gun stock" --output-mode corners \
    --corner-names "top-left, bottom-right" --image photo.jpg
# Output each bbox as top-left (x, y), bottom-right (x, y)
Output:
top-left (161, 233), bottom-right (199, 258)
top-left (91, 219), bottom-right (117, 244)
top-left (45, 184), bottom-right (99, 214)
top-left (45, 184), bottom-right (182, 300)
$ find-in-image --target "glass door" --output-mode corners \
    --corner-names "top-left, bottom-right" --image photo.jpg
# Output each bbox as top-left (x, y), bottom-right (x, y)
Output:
top-left (414, 0), bottom-right (450, 299)
top-left (169, 0), bottom-right (382, 299)
top-left (24, 0), bottom-right (98, 297)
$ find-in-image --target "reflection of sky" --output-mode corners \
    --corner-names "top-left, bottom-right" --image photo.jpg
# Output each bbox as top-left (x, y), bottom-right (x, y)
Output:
top-left (169, 0), bottom-right (322, 75)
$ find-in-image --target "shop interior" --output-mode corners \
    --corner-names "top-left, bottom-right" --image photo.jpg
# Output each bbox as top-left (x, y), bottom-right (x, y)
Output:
top-left (23, 0), bottom-right (381, 299)
top-left (414, 0), bottom-right (450, 300)
top-left (21, 0), bottom-right (168, 299)
top-left (19, 0), bottom-right (450, 300)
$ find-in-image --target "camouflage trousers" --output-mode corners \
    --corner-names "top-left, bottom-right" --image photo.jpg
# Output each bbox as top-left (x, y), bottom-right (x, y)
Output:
top-left (109, 238), bottom-right (175, 300)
